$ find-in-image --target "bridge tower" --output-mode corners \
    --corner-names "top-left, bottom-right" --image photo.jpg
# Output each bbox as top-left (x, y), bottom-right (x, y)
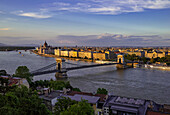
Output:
top-left (55, 58), bottom-right (67, 78)
top-left (116, 54), bottom-right (125, 69)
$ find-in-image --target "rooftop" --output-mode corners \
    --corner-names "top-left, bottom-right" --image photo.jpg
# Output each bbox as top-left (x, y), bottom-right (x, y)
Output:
top-left (39, 90), bottom-right (62, 101)
top-left (104, 95), bottom-right (150, 115)
top-left (67, 91), bottom-right (107, 102)
top-left (63, 94), bottom-right (100, 104)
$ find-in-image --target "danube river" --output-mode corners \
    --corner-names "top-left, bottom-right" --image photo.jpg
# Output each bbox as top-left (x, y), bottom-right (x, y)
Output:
top-left (0, 51), bottom-right (170, 104)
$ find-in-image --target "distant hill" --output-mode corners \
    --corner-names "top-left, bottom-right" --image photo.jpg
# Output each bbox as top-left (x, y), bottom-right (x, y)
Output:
top-left (0, 43), bottom-right (7, 46)
top-left (16, 44), bottom-right (39, 47)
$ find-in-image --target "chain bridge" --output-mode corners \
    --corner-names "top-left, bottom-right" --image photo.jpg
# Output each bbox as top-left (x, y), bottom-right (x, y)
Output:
top-left (30, 54), bottom-right (141, 77)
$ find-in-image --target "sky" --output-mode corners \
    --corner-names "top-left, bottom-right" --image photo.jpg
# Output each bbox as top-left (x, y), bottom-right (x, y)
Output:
top-left (0, 0), bottom-right (170, 46)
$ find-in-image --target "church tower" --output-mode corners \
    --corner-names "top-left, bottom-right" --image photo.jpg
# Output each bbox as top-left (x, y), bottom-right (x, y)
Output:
top-left (43, 41), bottom-right (48, 47)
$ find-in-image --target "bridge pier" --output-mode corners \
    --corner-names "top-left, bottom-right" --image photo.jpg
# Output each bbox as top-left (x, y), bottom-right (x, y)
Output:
top-left (55, 72), bottom-right (67, 78)
top-left (116, 54), bottom-right (126, 69)
top-left (116, 64), bottom-right (126, 69)
top-left (55, 58), bottom-right (67, 78)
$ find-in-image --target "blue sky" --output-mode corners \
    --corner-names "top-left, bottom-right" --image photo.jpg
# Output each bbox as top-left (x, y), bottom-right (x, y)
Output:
top-left (0, 0), bottom-right (170, 46)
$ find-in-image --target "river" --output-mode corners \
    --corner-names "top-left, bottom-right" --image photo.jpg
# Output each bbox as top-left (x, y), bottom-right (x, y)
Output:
top-left (0, 51), bottom-right (170, 104)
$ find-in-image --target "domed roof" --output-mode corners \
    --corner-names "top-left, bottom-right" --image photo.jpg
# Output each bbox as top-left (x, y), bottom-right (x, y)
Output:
top-left (44, 41), bottom-right (48, 47)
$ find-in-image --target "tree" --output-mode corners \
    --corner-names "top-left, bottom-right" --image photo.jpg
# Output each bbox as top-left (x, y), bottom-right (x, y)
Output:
top-left (72, 88), bottom-right (81, 92)
top-left (0, 70), bottom-right (7, 76)
top-left (141, 57), bottom-right (148, 64)
top-left (150, 58), bottom-right (155, 63)
top-left (54, 97), bottom-right (77, 115)
top-left (13, 66), bottom-right (33, 84)
top-left (49, 80), bottom-right (73, 90)
top-left (60, 99), bottom-right (94, 115)
top-left (0, 85), bottom-right (51, 115)
top-left (97, 88), bottom-right (108, 95)
top-left (0, 78), bottom-right (10, 95)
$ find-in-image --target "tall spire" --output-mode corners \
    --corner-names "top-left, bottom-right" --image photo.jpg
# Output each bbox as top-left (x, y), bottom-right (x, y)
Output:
top-left (44, 40), bottom-right (48, 47)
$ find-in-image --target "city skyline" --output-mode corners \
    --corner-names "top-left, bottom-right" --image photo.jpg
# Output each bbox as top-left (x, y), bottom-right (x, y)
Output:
top-left (0, 0), bottom-right (170, 46)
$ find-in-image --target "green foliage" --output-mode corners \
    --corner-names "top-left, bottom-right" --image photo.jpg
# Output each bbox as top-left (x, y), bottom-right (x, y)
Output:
top-left (0, 86), bottom-right (51, 115)
top-left (30, 80), bottom-right (74, 91)
top-left (60, 99), bottom-right (94, 115)
top-left (0, 78), bottom-right (10, 95)
top-left (148, 55), bottom-right (170, 64)
top-left (54, 97), bottom-right (77, 115)
top-left (97, 88), bottom-right (108, 95)
top-left (157, 55), bottom-right (170, 63)
top-left (150, 58), bottom-right (155, 63)
top-left (13, 66), bottom-right (33, 84)
top-left (0, 70), bottom-right (7, 76)
top-left (124, 54), bottom-right (140, 61)
top-left (72, 88), bottom-right (81, 92)
top-left (124, 54), bottom-right (153, 64)
top-left (30, 80), bottom-right (50, 90)
top-left (49, 81), bottom-right (72, 90)
top-left (141, 57), bottom-right (149, 64)
top-left (166, 62), bottom-right (170, 66)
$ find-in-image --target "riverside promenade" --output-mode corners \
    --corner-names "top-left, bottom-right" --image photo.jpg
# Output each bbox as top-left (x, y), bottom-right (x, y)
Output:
top-left (31, 50), bottom-right (94, 62)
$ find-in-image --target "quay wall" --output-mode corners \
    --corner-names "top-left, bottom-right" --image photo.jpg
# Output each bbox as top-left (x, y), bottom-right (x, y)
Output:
top-left (31, 50), bottom-right (93, 62)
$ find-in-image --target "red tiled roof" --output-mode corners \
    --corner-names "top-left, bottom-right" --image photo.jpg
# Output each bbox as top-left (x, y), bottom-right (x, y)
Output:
top-left (146, 110), bottom-right (169, 115)
top-left (0, 76), bottom-right (20, 86)
top-left (8, 80), bottom-right (19, 86)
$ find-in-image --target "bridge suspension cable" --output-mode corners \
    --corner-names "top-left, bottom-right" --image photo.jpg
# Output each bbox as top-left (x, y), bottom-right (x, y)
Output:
top-left (30, 62), bottom-right (56, 73)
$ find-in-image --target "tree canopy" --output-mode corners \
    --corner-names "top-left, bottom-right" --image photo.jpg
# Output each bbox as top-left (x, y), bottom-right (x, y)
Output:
top-left (0, 78), bottom-right (10, 95)
top-left (13, 66), bottom-right (33, 83)
top-left (150, 55), bottom-right (170, 65)
top-left (97, 88), bottom-right (108, 95)
top-left (60, 99), bottom-right (94, 115)
top-left (0, 70), bottom-right (7, 76)
top-left (54, 97), bottom-right (77, 115)
top-left (72, 87), bottom-right (81, 92)
top-left (30, 80), bottom-right (76, 91)
top-left (0, 86), bottom-right (51, 115)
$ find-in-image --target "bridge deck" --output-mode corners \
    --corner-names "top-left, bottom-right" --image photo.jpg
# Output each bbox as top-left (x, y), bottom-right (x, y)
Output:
top-left (66, 62), bottom-right (120, 71)
top-left (31, 62), bottom-right (120, 76)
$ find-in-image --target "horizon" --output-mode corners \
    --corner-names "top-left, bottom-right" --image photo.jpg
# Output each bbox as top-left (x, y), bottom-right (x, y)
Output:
top-left (0, 0), bottom-right (170, 46)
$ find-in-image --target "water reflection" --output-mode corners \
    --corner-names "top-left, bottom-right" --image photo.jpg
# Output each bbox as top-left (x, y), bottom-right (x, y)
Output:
top-left (117, 69), bottom-right (125, 78)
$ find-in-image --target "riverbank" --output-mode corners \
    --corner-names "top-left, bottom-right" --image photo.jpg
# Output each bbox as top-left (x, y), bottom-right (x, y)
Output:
top-left (145, 64), bottom-right (170, 70)
top-left (31, 50), bottom-right (94, 62)
top-left (0, 46), bottom-right (35, 51)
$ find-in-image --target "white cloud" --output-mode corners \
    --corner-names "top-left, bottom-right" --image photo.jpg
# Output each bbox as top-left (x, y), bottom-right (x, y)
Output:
top-left (43, 0), bottom-right (170, 15)
top-left (18, 12), bottom-right (51, 19)
top-left (0, 11), bottom-right (5, 14)
top-left (0, 28), bottom-right (10, 30)
top-left (14, 10), bottom-right (52, 19)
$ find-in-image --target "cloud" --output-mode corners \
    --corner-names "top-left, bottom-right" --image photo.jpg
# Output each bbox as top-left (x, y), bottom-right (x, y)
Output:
top-left (42, 0), bottom-right (170, 15)
top-left (15, 11), bottom-right (52, 19)
top-left (0, 28), bottom-right (10, 31)
top-left (0, 11), bottom-right (4, 14)
top-left (0, 36), bottom-right (32, 40)
top-left (55, 33), bottom-right (170, 46)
